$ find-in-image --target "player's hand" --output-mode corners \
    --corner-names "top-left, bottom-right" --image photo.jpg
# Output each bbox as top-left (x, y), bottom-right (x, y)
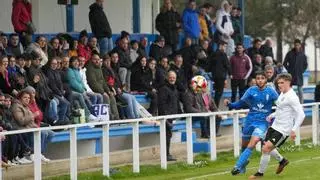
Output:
top-left (290, 131), bottom-right (296, 140)
top-left (266, 115), bottom-right (273, 123)
top-left (223, 99), bottom-right (230, 106)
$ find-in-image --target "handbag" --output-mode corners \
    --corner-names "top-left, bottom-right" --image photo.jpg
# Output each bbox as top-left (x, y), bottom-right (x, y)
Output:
top-left (26, 21), bottom-right (36, 34)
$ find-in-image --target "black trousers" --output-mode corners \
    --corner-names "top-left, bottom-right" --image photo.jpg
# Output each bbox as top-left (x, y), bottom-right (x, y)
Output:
top-left (231, 79), bottom-right (246, 102)
top-left (166, 119), bottom-right (173, 156)
top-left (147, 91), bottom-right (158, 116)
top-left (213, 78), bottom-right (225, 108)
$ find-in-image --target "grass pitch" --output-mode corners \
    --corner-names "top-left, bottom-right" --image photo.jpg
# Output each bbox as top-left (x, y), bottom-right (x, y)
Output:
top-left (47, 140), bottom-right (320, 180)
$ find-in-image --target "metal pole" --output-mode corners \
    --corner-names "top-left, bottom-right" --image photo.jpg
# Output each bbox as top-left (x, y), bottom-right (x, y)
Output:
top-left (312, 104), bottom-right (319, 145)
top-left (66, 4), bottom-right (74, 32)
top-left (233, 113), bottom-right (240, 157)
top-left (102, 124), bottom-right (110, 176)
top-left (34, 130), bottom-right (42, 180)
top-left (209, 115), bottom-right (217, 161)
top-left (70, 127), bottom-right (77, 180)
top-left (132, 122), bottom-right (140, 173)
top-left (238, 0), bottom-right (245, 37)
top-left (160, 119), bottom-right (167, 169)
top-left (186, 116), bottom-right (193, 164)
top-left (295, 127), bottom-right (301, 146)
top-left (315, 42), bottom-right (318, 83)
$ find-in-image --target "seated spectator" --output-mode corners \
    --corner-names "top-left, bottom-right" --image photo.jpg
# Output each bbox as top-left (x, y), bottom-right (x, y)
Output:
top-left (131, 56), bottom-right (158, 116)
top-left (265, 65), bottom-right (276, 89)
top-left (68, 39), bottom-right (78, 57)
top-left (155, 57), bottom-right (169, 89)
top-left (86, 53), bottom-right (120, 120)
top-left (6, 33), bottom-right (24, 57)
top-left (103, 54), bottom-right (140, 119)
top-left (149, 35), bottom-right (166, 62)
top-left (26, 35), bottom-right (48, 65)
top-left (78, 56), bottom-right (104, 105)
top-left (137, 36), bottom-right (148, 57)
top-left (48, 37), bottom-right (63, 60)
top-left (247, 38), bottom-right (262, 62)
top-left (169, 55), bottom-right (187, 92)
top-left (130, 40), bottom-right (139, 64)
top-left (250, 54), bottom-right (264, 78)
top-left (0, 33), bottom-right (8, 57)
top-left (77, 30), bottom-right (91, 64)
top-left (24, 86), bottom-right (53, 162)
top-left (0, 56), bottom-right (13, 94)
top-left (88, 37), bottom-right (100, 54)
top-left (7, 55), bottom-right (18, 78)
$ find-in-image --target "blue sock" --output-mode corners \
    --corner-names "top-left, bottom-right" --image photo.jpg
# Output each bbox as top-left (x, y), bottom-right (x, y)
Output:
top-left (241, 147), bottom-right (246, 153)
top-left (235, 148), bottom-right (253, 169)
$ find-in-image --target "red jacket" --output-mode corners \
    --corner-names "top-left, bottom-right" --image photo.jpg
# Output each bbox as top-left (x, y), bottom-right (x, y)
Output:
top-left (77, 44), bottom-right (92, 64)
top-left (28, 101), bottom-right (43, 127)
top-left (230, 53), bottom-right (252, 80)
top-left (12, 0), bottom-right (32, 33)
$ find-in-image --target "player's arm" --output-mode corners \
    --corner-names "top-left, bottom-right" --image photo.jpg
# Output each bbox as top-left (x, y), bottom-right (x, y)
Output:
top-left (224, 88), bottom-right (251, 109)
top-left (290, 97), bottom-right (306, 139)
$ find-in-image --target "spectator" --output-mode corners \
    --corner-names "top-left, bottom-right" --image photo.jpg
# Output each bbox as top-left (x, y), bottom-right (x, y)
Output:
top-left (26, 35), bottom-right (48, 66)
top-left (197, 40), bottom-right (211, 71)
top-left (131, 56), bottom-right (158, 116)
top-left (129, 40), bottom-right (139, 65)
top-left (68, 39), bottom-right (78, 57)
top-left (170, 55), bottom-right (187, 92)
top-left (283, 39), bottom-right (308, 103)
top-left (230, 43), bottom-right (252, 102)
top-left (149, 36), bottom-right (166, 62)
top-left (89, 0), bottom-right (113, 56)
top-left (88, 37), bottom-right (100, 54)
top-left (0, 56), bottom-right (12, 94)
top-left (86, 53), bottom-right (119, 120)
top-left (103, 54), bottom-right (140, 119)
top-left (120, 31), bottom-right (130, 42)
top-left (12, 0), bottom-right (34, 47)
top-left (202, 3), bottom-right (214, 40)
top-left (158, 71), bottom-right (179, 161)
top-left (264, 65), bottom-right (276, 89)
top-left (78, 56), bottom-right (104, 105)
top-left (6, 34), bottom-right (24, 57)
top-left (7, 55), bottom-right (18, 78)
top-left (0, 33), bottom-right (8, 57)
top-left (250, 54), bottom-right (264, 78)
top-left (155, 57), bottom-right (169, 89)
top-left (177, 37), bottom-right (198, 81)
top-left (231, 7), bottom-right (242, 45)
top-left (261, 38), bottom-right (274, 60)
top-left (215, 0), bottom-right (234, 57)
top-left (77, 30), bottom-right (91, 64)
top-left (25, 86), bottom-right (53, 162)
top-left (247, 38), bottom-right (263, 62)
top-left (112, 36), bottom-right (131, 91)
top-left (207, 41), bottom-right (231, 107)
top-left (155, 0), bottom-right (181, 53)
top-left (182, 0), bottom-right (201, 45)
top-left (10, 53), bottom-right (29, 95)
top-left (199, 6), bottom-right (209, 41)
top-left (275, 61), bottom-right (287, 75)
top-left (137, 36), bottom-right (148, 57)
top-left (48, 37), bottom-right (63, 60)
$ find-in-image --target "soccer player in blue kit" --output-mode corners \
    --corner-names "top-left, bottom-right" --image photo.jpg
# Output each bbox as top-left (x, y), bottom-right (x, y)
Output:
top-left (224, 71), bottom-right (283, 175)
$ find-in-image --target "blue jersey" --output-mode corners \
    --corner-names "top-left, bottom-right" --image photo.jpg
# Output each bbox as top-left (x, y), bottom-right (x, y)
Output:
top-left (229, 86), bottom-right (278, 123)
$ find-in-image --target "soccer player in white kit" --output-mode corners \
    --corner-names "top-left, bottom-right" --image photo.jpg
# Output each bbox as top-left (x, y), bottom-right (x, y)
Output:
top-left (249, 73), bottom-right (306, 179)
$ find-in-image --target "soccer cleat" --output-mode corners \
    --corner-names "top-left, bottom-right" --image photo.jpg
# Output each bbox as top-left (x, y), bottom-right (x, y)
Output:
top-left (248, 172), bottom-right (264, 179)
top-left (240, 160), bottom-right (250, 174)
top-left (231, 167), bottom-right (241, 175)
top-left (276, 158), bottom-right (289, 174)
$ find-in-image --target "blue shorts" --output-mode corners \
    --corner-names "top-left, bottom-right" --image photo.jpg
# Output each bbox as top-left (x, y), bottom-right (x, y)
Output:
top-left (242, 121), bottom-right (268, 141)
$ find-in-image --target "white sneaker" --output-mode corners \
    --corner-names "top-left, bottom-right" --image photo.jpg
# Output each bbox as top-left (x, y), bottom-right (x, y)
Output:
top-left (88, 114), bottom-right (99, 121)
top-left (7, 160), bottom-right (18, 166)
top-left (18, 157), bottom-right (32, 164)
top-left (12, 157), bottom-right (21, 164)
top-left (28, 154), bottom-right (34, 162)
top-left (41, 154), bottom-right (50, 162)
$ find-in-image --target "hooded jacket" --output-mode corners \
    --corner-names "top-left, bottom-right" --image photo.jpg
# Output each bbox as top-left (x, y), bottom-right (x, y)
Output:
top-left (216, 0), bottom-right (234, 36)
top-left (89, 3), bottom-right (112, 39)
top-left (12, 0), bottom-right (32, 33)
top-left (182, 8), bottom-right (201, 38)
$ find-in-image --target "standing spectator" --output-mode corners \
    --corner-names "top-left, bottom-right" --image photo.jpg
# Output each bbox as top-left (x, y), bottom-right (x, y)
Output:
top-left (12, 0), bottom-right (34, 47)
top-left (77, 30), bottom-right (91, 64)
top-left (182, 0), bottom-right (201, 45)
top-left (283, 39), bottom-right (308, 103)
top-left (215, 0), bottom-right (234, 57)
top-left (231, 7), bottom-right (242, 45)
top-left (198, 6), bottom-right (209, 41)
top-left (170, 55), bottom-right (187, 92)
top-left (230, 43), bottom-right (252, 102)
top-left (264, 65), bottom-right (276, 89)
top-left (250, 54), bottom-right (264, 78)
top-left (207, 41), bottom-right (231, 107)
top-left (149, 36), bottom-right (166, 62)
top-left (155, 0), bottom-right (181, 53)
top-left (89, 0), bottom-right (113, 56)
top-left (261, 38), bottom-right (274, 60)
top-left (158, 71), bottom-right (179, 161)
top-left (177, 37), bottom-right (198, 81)
top-left (197, 40), bottom-right (211, 71)
top-left (202, 3), bottom-right (214, 40)
top-left (6, 34), bottom-right (24, 57)
top-left (247, 38), bottom-right (262, 62)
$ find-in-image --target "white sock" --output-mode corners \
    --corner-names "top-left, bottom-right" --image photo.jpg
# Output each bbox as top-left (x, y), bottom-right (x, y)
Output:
top-left (270, 149), bottom-right (283, 162)
top-left (258, 153), bottom-right (270, 174)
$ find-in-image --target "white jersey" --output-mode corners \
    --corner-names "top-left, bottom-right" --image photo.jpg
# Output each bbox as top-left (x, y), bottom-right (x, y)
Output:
top-left (270, 88), bottom-right (305, 136)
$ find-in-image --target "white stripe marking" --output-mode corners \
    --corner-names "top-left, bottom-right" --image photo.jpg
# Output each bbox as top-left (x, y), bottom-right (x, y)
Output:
top-left (185, 156), bottom-right (320, 180)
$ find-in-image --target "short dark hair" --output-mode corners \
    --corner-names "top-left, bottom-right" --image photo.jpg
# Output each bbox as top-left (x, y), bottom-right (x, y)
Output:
top-left (276, 73), bottom-right (292, 82)
top-left (203, 3), bottom-right (213, 9)
top-left (253, 38), bottom-right (262, 44)
top-left (294, 39), bottom-right (301, 44)
top-left (9, 33), bottom-right (19, 38)
top-left (255, 70), bottom-right (266, 78)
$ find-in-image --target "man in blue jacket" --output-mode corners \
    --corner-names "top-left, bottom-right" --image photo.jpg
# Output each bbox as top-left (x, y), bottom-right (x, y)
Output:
top-left (182, 0), bottom-right (201, 45)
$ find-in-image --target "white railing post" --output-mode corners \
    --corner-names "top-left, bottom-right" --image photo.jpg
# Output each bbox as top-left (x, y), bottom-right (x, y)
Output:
top-left (160, 118), bottom-right (167, 169)
top-left (0, 135), bottom-right (2, 180)
top-left (102, 124), bottom-right (110, 176)
top-left (209, 115), bottom-right (217, 161)
top-left (295, 127), bottom-right (301, 146)
top-left (70, 127), bottom-right (77, 180)
top-left (233, 112), bottom-right (240, 157)
top-left (312, 104), bottom-right (319, 145)
top-left (132, 121), bottom-right (140, 173)
top-left (186, 116), bottom-right (193, 164)
top-left (34, 130), bottom-right (42, 180)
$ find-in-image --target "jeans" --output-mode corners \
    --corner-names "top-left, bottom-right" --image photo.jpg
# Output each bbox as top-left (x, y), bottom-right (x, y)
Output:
top-left (48, 96), bottom-right (70, 122)
top-left (98, 37), bottom-right (113, 56)
top-left (41, 130), bottom-right (54, 153)
top-left (102, 93), bottom-right (120, 120)
top-left (85, 92), bottom-right (103, 105)
top-left (297, 85), bottom-right (304, 103)
top-left (69, 91), bottom-right (91, 117)
top-left (121, 93), bottom-right (139, 119)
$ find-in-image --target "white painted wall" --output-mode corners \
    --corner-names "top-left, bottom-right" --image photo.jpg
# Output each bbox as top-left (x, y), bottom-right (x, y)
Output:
top-left (140, 0), bottom-right (153, 33)
top-left (0, 0), bottom-right (133, 33)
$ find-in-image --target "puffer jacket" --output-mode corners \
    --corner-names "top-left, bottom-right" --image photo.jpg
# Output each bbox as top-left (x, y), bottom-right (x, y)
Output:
top-left (11, 99), bottom-right (37, 129)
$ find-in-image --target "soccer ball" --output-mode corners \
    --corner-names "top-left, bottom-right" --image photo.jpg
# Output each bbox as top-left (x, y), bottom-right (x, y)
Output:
top-left (191, 75), bottom-right (207, 93)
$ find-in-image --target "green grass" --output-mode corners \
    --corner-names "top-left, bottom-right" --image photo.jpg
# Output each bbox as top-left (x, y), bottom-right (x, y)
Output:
top-left (46, 140), bottom-right (320, 180)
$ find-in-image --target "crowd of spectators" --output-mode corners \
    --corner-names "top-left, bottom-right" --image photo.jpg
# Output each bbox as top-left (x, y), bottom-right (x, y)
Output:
top-left (0, 0), bottom-right (309, 165)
